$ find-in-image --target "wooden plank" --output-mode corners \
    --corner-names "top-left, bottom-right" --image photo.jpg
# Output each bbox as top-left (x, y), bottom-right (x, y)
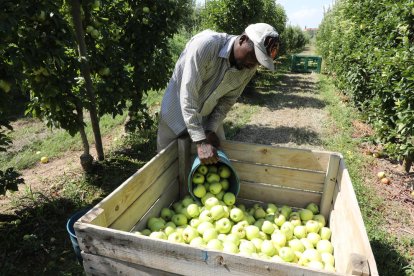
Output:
top-left (320, 154), bottom-right (341, 219)
top-left (82, 252), bottom-right (180, 276)
top-left (109, 161), bottom-right (179, 231)
top-left (89, 140), bottom-right (178, 227)
top-left (131, 179), bottom-right (179, 232)
top-left (331, 160), bottom-right (378, 275)
top-left (178, 136), bottom-right (191, 199)
top-left (80, 207), bottom-right (106, 227)
top-left (191, 140), bottom-right (333, 171)
top-left (233, 161), bottom-right (325, 192)
top-left (75, 223), bottom-right (338, 276)
top-left (239, 181), bottom-right (322, 208)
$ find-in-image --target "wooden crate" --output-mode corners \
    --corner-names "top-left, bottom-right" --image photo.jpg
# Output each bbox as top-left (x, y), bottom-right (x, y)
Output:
top-left (74, 137), bottom-right (378, 276)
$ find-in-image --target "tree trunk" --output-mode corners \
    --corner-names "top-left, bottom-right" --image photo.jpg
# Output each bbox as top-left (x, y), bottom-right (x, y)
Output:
top-left (70, 0), bottom-right (105, 161)
top-left (75, 104), bottom-right (94, 173)
top-left (403, 154), bottom-right (413, 173)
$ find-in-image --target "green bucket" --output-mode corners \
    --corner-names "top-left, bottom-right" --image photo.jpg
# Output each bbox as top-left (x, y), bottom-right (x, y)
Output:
top-left (188, 150), bottom-right (240, 202)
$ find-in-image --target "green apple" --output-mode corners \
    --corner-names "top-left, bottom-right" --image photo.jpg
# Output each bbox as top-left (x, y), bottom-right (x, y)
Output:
top-left (210, 205), bottom-right (225, 220)
top-left (149, 231), bottom-right (167, 240)
top-left (192, 172), bottom-right (205, 184)
top-left (293, 225), bottom-right (307, 239)
top-left (91, 29), bottom-right (100, 39)
top-left (307, 232), bottom-right (321, 247)
top-left (220, 179), bottom-right (230, 191)
top-left (324, 263), bottom-right (336, 272)
top-left (209, 182), bottom-right (222, 195)
top-left (216, 190), bottom-right (225, 201)
top-left (239, 240), bottom-right (256, 255)
top-left (215, 218), bottom-right (232, 234)
top-left (168, 232), bottom-right (184, 243)
top-left (182, 226), bottom-right (199, 243)
top-left (186, 203), bottom-right (200, 218)
top-left (245, 214), bottom-right (256, 225)
top-left (266, 203), bottom-right (278, 214)
top-left (288, 238), bottom-right (305, 253)
top-left (280, 205), bottom-right (292, 218)
top-left (231, 224), bottom-right (246, 239)
top-left (223, 192), bottom-right (236, 206)
top-left (321, 252), bottom-right (335, 266)
top-left (160, 208), bottom-right (174, 221)
top-left (86, 25), bottom-right (95, 34)
top-left (193, 184), bottom-right (207, 198)
top-left (206, 239), bottom-right (223, 251)
top-left (278, 247), bottom-right (295, 262)
top-left (319, 227), bottom-right (332, 240)
top-left (164, 225), bottom-right (176, 236)
top-left (245, 225), bottom-right (260, 240)
top-left (306, 202), bottom-right (319, 215)
top-left (204, 196), bottom-right (220, 210)
top-left (264, 214), bottom-right (275, 222)
top-left (179, 207), bottom-right (192, 220)
top-left (280, 222), bottom-right (294, 240)
top-left (223, 241), bottom-right (239, 254)
top-left (302, 248), bottom-right (322, 262)
top-left (203, 228), bottom-right (218, 242)
top-left (172, 202), bottom-right (184, 213)
top-left (289, 211), bottom-right (300, 219)
top-left (300, 238), bottom-right (314, 250)
top-left (271, 255), bottom-right (284, 263)
top-left (299, 209), bottom-right (314, 221)
top-left (217, 233), bottom-right (227, 242)
top-left (307, 260), bottom-right (324, 270)
top-left (147, 217), bottom-right (162, 230)
top-left (254, 207), bottom-right (267, 220)
top-left (225, 233), bottom-right (241, 246)
top-left (190, 236), bottom-right (206, 248)
top-left (316, 240), bottom-right (333, 254)
top-left (208, 165), bottom-right (218, 173)
top-left (218, 165), bottom-right (232, 178)
top-left (206, 172), bottom-right (220, 183)
top-left (142, 6), bottom-right (150, 13)
top-left (271, 231), bottom-right (286, 247)
top-left (237, 204), bottom-right (246, 211)
top-left (261, 240), bottom-right (277, 256)
top-left (201, 192), bottom-right (214, 205)
top-left (189, 218), bottom-right (201, 228)
top-left (197, 221), bottom-right (214, 235)
top-left (182, 195), bottom-right (194, 207)
top-left (251, 237), bottom-right (263, 252)
top-left (274, 214), bottom-right (286, 227)
top-left (261, 220), bottom-right (275, 234)
top-left (199, 210), bottom-right (213, 223)
top-left (313, 214), bottom-right (326, 228)
top-left (141, 229), bottom-right (151, 236)
top-left (171, 214), bottom-right (187, 226)
top-left (197, 165), bottom-right (208, 175)
top-left (289, 217), bottom-right (302, 227)
top-left (305, 220), bottom-right (320, 233)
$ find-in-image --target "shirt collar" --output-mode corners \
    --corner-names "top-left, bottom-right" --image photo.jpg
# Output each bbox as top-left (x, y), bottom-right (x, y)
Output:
top-left (219, 35), bottom-right (237, 60)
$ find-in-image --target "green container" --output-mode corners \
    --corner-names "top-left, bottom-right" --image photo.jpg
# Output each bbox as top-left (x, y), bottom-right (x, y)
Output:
top-left (291, 55), bottom-right (322, 73)
top-left (188, 150), bottom-right (240, 202)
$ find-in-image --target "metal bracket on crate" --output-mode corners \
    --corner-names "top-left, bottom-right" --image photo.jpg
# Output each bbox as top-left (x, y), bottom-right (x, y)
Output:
top-left (346, 253), bottom-right (370, 276)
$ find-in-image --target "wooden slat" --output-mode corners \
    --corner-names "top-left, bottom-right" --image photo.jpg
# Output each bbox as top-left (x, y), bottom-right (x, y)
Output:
top-left (191, 140), bottom-right (332, 171)
top-left (88, 140), bottom-right (178, 227)
top-left (80, 207), bottom-right (106, 227)
top-left (131, 179), bottom-right (179, 232)
top-left (320, 154), bottom-right (341, 218)
top-left (331, 160), bottom-right (379, 275)
top-left (178, 136), bottom-right (191, 199)
top-left (233, 161), bottom-right (325, 192)
top-left (109, 161), bottom-right (179, 231)
top-left (239, 181), bottom-right (322, 209)
top-left (75, 223), bottom-right (338, 276)
top-left (82, 252), bottom-right (180, 276)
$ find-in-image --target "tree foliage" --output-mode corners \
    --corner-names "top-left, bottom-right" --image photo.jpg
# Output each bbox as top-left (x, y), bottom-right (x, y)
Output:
top-left (317, 0), bottom-right (414, 171)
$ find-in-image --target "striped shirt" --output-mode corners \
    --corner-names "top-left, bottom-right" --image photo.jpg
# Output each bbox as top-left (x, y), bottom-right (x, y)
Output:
top-left (160, 30), bottom-right (257, 142)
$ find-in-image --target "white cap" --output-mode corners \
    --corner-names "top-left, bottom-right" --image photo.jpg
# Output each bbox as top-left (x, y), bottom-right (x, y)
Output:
top-left (245, 23), bottom-right (279, 71)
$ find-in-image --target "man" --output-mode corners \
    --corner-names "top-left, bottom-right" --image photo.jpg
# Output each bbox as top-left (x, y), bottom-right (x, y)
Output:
top-left (157, 23), bottom-right (280, 164)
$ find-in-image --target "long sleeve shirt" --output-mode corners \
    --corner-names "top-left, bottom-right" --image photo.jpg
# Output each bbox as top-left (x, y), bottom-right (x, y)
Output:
top-left (160, 30), bottom-right (257, 142)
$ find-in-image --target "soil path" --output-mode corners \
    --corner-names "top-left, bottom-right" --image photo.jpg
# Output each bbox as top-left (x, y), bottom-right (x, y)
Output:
top-left (232, 71), bottom-right (327, 150)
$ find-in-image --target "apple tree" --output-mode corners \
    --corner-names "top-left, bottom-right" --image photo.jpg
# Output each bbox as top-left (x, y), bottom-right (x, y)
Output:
top-left (1, 0), bottom-right (191, 171)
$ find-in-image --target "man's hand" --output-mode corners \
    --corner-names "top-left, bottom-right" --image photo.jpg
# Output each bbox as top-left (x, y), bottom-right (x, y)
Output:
top-left (205, 130), bottom-right (221, 148)
top-left (197, 141), bottom-right (219, 165)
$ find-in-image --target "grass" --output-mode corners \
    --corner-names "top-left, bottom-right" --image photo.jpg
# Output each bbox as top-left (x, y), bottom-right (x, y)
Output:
top-left (318, 75), bottom-right (414, 276)
top-left (0, 112), bottom-right (128, 171)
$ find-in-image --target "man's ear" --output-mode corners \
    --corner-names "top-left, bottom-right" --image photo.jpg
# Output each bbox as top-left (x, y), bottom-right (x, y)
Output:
top-left (239, 34), bottom-right (248, 45)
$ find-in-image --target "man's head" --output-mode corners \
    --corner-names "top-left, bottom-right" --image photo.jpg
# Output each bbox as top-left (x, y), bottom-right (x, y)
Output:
top-left (244, 23), bottom-right (279, 71)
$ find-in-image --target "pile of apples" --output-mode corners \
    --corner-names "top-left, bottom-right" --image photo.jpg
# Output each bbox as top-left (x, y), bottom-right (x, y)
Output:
top-left (135, 165), bottom-right (336, 272)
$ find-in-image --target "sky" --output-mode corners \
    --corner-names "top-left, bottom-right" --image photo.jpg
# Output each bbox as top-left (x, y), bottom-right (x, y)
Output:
top-left (276, 0), bottom-right (335, 29)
